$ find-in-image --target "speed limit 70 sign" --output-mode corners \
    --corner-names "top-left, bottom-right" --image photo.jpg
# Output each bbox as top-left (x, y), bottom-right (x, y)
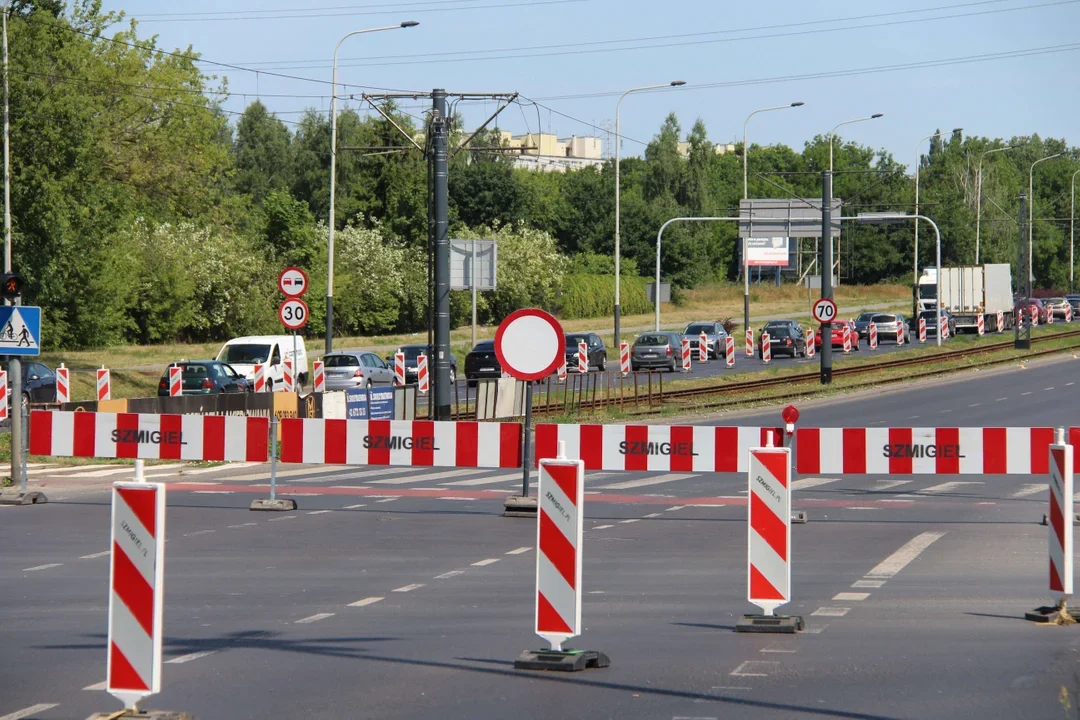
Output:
top-left (811, 298), bottom-right (838, 324)
top-left (279, 298), bottom-right (309, 330)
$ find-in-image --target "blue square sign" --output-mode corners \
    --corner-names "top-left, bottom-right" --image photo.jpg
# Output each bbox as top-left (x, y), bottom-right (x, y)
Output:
top-left (0, 306), bottom-right (40, 356)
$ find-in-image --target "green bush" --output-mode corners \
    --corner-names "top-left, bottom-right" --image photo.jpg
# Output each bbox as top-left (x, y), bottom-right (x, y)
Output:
top-left (556, 274), bottom-right (652, 320)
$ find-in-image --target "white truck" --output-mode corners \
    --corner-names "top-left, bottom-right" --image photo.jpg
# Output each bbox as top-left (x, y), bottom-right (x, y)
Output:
top-left (216, 335), bottom-right (309, 391)
top-left (917, 264), bottom-right (1013, 333)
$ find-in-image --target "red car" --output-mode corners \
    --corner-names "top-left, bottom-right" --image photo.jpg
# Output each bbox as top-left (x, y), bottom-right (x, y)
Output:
top-left (813, 320), bottom-right (862, 351)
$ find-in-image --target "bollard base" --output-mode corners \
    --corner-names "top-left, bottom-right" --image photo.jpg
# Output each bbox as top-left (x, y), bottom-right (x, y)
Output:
top-left (736, 614), bottom-right (805, 634)
top-left (1024, 604), bottom-right (1078, 625)
top-left (791, 511), bottom-right (808, 524)
top-left (0, 488), bottom-right (48, 505)
top-left (87, 710), bottom-right (196, 720)
top-left (250, 498), bottom-right (297, 512)
top-left (503, 495), bottom-right (538, 518)
top-left (514, 648), bottom-right (610, 672)
top-left (1040, 513), bottom-right (1080, 526)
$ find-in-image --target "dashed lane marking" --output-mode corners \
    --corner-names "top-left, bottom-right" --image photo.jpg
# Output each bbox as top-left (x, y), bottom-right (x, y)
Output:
top-left (83, 681), bottom-right (107, 691)
top-left (307, 510), bottom-right (334, 515)
top-left (1011, 484), bottom-right (1045, 498)
top-left (790, 477), bottom-right (839, 491)
top-left (760, 648), bottom-right (797, 654)
top-left (730, 660), bottom-right (779, 677)
top-left (845, 507), bottom-right (879, 510)
top-left (471, 558), bottom-right (499, 567)
top-left (1045, 387), bottom-right (1055, 391)
top-left (874, 480), bottom-right (912, 491)
top-left (833, 592), bottom-right (870, 601)
top-left (368, 468), bottom-right (481, 485)
top-left (644, 512), bottom-right (663, 518)
top-left (802, 625), bottom-right (827, 634)
top-left (996, 397), bottom-right (1008, 401)
top-left (595, 473), bottom-right (697, 491)
top-left (441, 473), bottom-right (519, 487)
top-left (342, 504), bottom-right (367, 509)
top-left (393, 584), bottom-right (424, 593)
top-left (0, 704), bottom-right (60, 720)
top-left (865, 531), bottom-right (946, 579)
top-left (435, 570), bottom-right (466, 579)
top-left (22, 563), bottom-right (63, 572)
top-left (852, 579), bottom-right (885, 589)
top-left (916, 481), bottom-right (982, 495)
top-left (665, 506), bottom-right (685, 511)
top-left (811, 607), bottom-right (850, 617)
top-left (376, 497), bottom-right (399, 503)
top-left (330, 485), bottom-right (371, 489)
top-left (192, 490), bottom-right (232, 494)
top-left (184, 530), bottom-right (216, 537)
top-left (295, 613), bottom-right (335, 624)
top-left (166, 650), bottom-right (217, 664)
top-left (592, 525), bottom-right (614, 530)
top-left (268, 516), bottom-right (296, 522)
top-left (968, 403), bottom-right (981, 407)
top-left (227, 523), bottom-right (258, 529)
top-left (1021, 392), bottom-right (1032, 396)
top-left (506, 547), bottom-right (532, 555)
top-left (618, 518), bottom-right (640, 524)
top-left (438, 497), bottom-right (472, 501)
top-left (348, 597), bottom-right (384, 608)
top-left (80, 551), bottom-right (110, 559)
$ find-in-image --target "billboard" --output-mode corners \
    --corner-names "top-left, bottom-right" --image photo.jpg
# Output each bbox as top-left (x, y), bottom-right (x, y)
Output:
top-left (746, 237), bottom-right (790, 267)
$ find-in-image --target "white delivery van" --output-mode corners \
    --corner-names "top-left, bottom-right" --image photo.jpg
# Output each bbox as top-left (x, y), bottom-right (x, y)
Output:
top-left (216, 335), bottom-right (309, 391)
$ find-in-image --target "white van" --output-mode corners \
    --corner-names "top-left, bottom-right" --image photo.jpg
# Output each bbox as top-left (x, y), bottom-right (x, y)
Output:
top-left (216, 335), bottom-right (309, 391)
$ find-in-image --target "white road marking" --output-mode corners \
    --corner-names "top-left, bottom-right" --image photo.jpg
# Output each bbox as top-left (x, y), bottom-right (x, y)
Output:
top-left (802, 625), bottom-right (827, 634)
top-left (23, 563), bottom-right (62, 572)
top-left (710, 686), bottom-right (753, 691)
top-left (471, 558), bottom-right (499, 567)
top-left (694, 503), bottom-right (727, 507)
top-left (184, 530), bottom-right (216, 536)
top-left (67, 463), bottom-right (186, 478)
top-left (760, 648), bottom-right (797, 654)
top-left (790, 477), bottom-right (839, 491)
top-left (592, 525), bottom-right (614, 530)
top-left (434, 570), bottom-right (466, 579)
top-left (1021, 392), bottom-right (1032, 396)
top-left (595, 473), bottom-right (696, 490)
top-left (845, 507), bottom-right (879, 511)
top-left (874, 480), bottom-right (912, 491)
top-left (369, 468), bottom-right (481, 485)
top-left (811, 607), bottom-right (850, 617)
top-left (996, 397), bottom-right (1008, 401)
top-left (348, 597), bottom-right (384, 608)
top-left (192, 491), bottom-right (232, 494)
top-left (730, 660), bottom-right (779, 677)
top-left (441, 473), bottom-right (519, 487)
top-left (295, 613), bottom-right (335, 624)
top-left (80, 551), bottom-right (110, 559)
top-left (907, 415), bottom-right (920, 419)
top-left (0, 704), bottom-right (60, 719)
top-left (1045, 387), bottom-right (1055, 391)
top-left (26, 463), bottom-right (121, 475)
top-left (438, 497), bottom-right (472, 501)
top-left (506, 546), bottom-right (532, 555)
top-left (644, 512), bottom-right (663, 518)
top-left (852, 579), bottom-right (885, 589)
top-left (227, 523), bottom-right (258, 528)
top-left (865, 531), bottom-right (946, 579)
top-left (665, 506), bottom-right (685, 511)
top-left (833, 592), bottom-right (870, 601)
top-left (393, 584), bottom-right (424, 593)
top-left (937, 409), bottom-right (951, 414)
top-left (83, 681), bottom-right (107, 691)
top-left (968, 403), bottom-right (981, 407)
top-left (376, 497), bottom-right (399, 503)
top-left (166, 650), bottom-right (217, 664)
top-left (342, 504), bottom-right (367, 509)
top-left (1011, 484), bottom-right (1045, 498)
top-left (173, 481), bottom-right (221, 486)
top-left (330, 485), bottom-right (372, 490)
top-left (182, 461), bottom-right (262, 475)
top-left (618, 518), bottom-right (640, 524)
top-left (268, 516), bottom-right (296, 521)
top-left (916, 481), bottom-right (983, 495)
top-left (1067, 382), bottom-right (1076, 387)
top-left (880, 498), bottom-right (915, 503)
top-left (307, 510), bottom-right (333, 515)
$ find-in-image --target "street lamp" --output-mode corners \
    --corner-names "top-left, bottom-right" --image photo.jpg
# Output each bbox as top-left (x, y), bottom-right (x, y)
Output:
top-left (827, 113), bottom-right (883, 172)
top-left (1028, 153), bottom-right (1062, 297)
top-left (975, 145), bottom-right (1016, 264)
top-left (741, 101), bottom-right (804, 330)
top-left (1071, 167), bottom-right (1080, 293)
top-left (614, 80), bottom-right (685, 345)
top-left (326, 20), bottom-right (419, 353)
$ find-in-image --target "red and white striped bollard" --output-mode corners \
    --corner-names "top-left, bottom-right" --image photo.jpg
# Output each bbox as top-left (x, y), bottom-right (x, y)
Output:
top-left (807, 332), bottom-right (816, 357)
top-left (283, 358), bottom-right (295, 392)
top-left (997, 310), bottom-right (1004, 333)
top-left (577, 340), bottom-right (588, 374)
top-left (534, 452), bottom-right (584, 651)
top-left (56, 363), bottom-right (70, 404)
top-left (868, 322), bottom-right (878, 350)
top-left (842, 325), bottom-right (851, 354)
top-left (312, 360), bottom-right (325, 393)
top-left (725, 335), bottom-right (735, 368)
top-left (918, 317), bottom-right (927, 343)
top-left (97, 367), bottom-right (111, 402)
top-left (681, 336), bottom-right (691, 372)
top-left (394, 350), bottom-right (406, 386)
top-left (168, 366), bottom-right (182, 397)
top-left (977, 314), bottom-right (985, 336)
top-left (619, 341), bottom-right (630, 376)
top-left (761, 332), bottom-right (771, 364)
top-left (698, 331), bottom-right (708, 362)
top-left (417, 354), bottom-right (429, 395)
top-left (0, 370), bottom-right (7, 421)
top-left (253, 363), bottom-right (266, 393)
top-left (746, 443), bottom-right (794, 619)
top-left (745, 329), bottom-right (753, 358)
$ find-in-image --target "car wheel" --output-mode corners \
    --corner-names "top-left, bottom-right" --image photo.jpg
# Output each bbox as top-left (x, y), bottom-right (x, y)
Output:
top-left (265, 378), bottom-right (274, 393)
top-left (668, 359), bottom-right (676, 373)
top-left (365, 379), bottom-right (373, 390)
top-left (449, 366), bottom-right (457, 384)
top-left (631, 363), bottom-right (639, 372)
top-left (598, 354), bottom-right (606, 372)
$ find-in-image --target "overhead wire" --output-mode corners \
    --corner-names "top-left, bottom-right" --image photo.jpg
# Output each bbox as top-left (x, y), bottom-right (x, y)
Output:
top-left (137, 0), bottom-right (592, 23)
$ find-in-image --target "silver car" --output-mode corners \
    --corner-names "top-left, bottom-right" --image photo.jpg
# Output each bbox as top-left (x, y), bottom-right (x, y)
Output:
top-left (631, 331), bottom-right (682, 372)
top-left (322, 352), bottom-right (395, 390)
top-left (683, 321), bottom-right (729, 360)
top-left (868, 313), bottom-right (908, 344)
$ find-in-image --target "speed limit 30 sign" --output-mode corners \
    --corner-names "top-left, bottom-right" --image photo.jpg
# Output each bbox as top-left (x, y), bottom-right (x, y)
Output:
top-left (279, 298), bottom-right (309, 330)
top-left (811, 298), bottom-right (838, 324)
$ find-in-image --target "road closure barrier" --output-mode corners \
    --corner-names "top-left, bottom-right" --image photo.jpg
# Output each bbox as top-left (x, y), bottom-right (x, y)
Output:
top-left (620, 342), bottom-right (630, 376)
top-left (869, 322), bottom-right (878, 349)
top-left (1049, 436), bottom-right (1073, 596)
top-left (0, 370), bottom-right (6, 421)
top-left (279, 418), bottom-right (522, 468)
top-left (997, 310), bottom-right (1004, 333)
top-left (56, 364), bottom-right (70, 404)
top-left (168, 366), bottom-right (182, 398)
top-left (762, 332), bottom-right (771, 364)
top-left (726, 336), bottom-right (736, 366)
top-left (29, 410), bottom-right (269, 462)
top-left (394, 350), bottom-right (406, 386)
top-left (417, 354), bottom-right (429, 395)
top-left (577, 340), bottom-right (587, 374)
top-left (681, 337), bottom-right (691, 372)
top-left (977, 314), bottom-right (985, 336)
top-left (97, 367), bottom-right (111, 401)
top-left (745, 329), bottom-right (753, 357)
top-left (312, 361), bottom-right (325, 393)
top-left (535, 423), bottom-right (782, 472)
top-left (698, 332), bottom-right (708, 363)
top-left (534, 455), bottom-right (584, 649)
top-left (918, 317), bottom-right (927, 343)
top-left (283, 358), bottom-right (295, 392)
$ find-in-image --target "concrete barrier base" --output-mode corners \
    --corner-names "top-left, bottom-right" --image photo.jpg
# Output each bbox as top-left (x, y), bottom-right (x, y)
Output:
top-left (87, 710), bottom-right (196, 720)
top-left (503, 495), bottom-right (538, 518)
top-left (514, 648), bottom-right (610, 672)
top-left (250, 498), bottom-right (297, 511)
top-left (736, 614), bottom-right (805, 633)
top-left (791, 511), bottom-right (808, 524)
top-left (0, 488), bottom-right (48, 505)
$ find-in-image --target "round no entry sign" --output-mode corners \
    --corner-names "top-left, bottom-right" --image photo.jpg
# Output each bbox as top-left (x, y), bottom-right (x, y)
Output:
top-left (494, 308), bottom-right (565, 382)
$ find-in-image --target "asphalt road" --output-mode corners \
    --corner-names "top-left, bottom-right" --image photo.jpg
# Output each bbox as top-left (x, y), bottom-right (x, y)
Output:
top-left (3, 356), bottom-right (1080, 719)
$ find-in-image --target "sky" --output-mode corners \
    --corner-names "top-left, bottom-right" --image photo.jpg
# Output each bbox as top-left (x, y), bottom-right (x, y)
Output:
top-left (98, 0), bottom-right (1080, 168)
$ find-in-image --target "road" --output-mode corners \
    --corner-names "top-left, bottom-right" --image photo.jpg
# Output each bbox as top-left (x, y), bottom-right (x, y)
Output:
top-left (2, 356), bottom-right (1079, 719)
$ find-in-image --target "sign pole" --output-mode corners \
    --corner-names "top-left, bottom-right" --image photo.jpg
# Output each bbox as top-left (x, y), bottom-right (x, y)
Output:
top-left (292, 330), bottom-right (298, 393)
top-left (820, 170), bottom-right (834, 385)
top-left (520, 381), bottom-right (533, 498)
top-left (472, 238), bottom-right (478, 349)
top-left (11, 355), bottom-right (21, 491)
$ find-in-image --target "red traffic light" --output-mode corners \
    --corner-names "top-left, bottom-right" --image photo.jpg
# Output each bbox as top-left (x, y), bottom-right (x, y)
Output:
top-left (0, 273), bottom-right (24, 299)
top-left (781, 404), bottom-right (800, 425)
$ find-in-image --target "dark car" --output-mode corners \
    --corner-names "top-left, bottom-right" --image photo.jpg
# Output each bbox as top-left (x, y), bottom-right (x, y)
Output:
top-left (683, 321), bottom-right (729, 360)
top-left (853, 312), bottom-right (879, 339)
top-left (388, 344), bottom-right (457, 385)
top-left (157, 361), bottom-right (251, 396)
top-left (565, 333), bottom-right (607, 372)
top-left (918, 309), bottom-right (956, 337)
top-left (1066, 295), bottom-right (1080, 314)
top-left (464, 340), bottom-right (501, 387)
top-left (759, 326), bottom-right (806, 358)
top-left (760, 320), bottom-right (807, 350)
top-left (630, 331), bottom-right (682, 371)
top-left (3, 360), bottom-right (57, 414)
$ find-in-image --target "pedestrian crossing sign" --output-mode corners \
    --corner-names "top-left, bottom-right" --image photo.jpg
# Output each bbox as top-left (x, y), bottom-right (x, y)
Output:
top-left (0, 305), bottom-right (41, 356)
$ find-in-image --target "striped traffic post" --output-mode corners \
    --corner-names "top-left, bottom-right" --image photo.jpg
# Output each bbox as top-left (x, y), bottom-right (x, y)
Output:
top-left (745, 329), bottom-right (753, 358)
top-left (168, 366), bottom-right (182, 398)
top-left (97, 367), bottom-right (111, 402)
top-left (1028, 429), bottom-right (1075, 623)
top-left (394, 350), bottom-right (406, 386)
top-left (698, 331), bottom-right (708, 362)
top-left (56, 363), bottom-right (70, 404)
top-left (941, 315), bottom-right (950, 339)
top-left (557, 360), bottom-right (567, 384)
top-left (725, 336), bottom-right (735, 368)
top-left (977, 314), bottom-right (985, 336)
top-left (1032, 307), bottom-right (1039, 327)
top-left (283, 358), bottom-right (295, 392)
top-left (896, 322), bottom-right (904, 346)
top-left (106, 482), bottom-right (166, 710)
top-left (253, 363), bottom-right (266, 393)
top-left (312, 361), bottom-right (325, 393)
top-left (918, 317), bottom-right (927, 343)
top-left (417, 354), bottom-right (429, 395)
top-left (577, 340), bottom-right (587, 374)
top-left (680, 336), bottom-right (691, 372)
top-left (1067, 306), bottom-right (1074, 323)
top-left (806, 332), bottom-right (815, 358)
top-left (619, 341), bottom-right (630, 376)
top-left (842, 325), bottom-right (851, 354)
top-left (997, 310), bottom-right (1004, 332)
top-left (0, 370), bottom-right (7, 421)
top-left (761, 332), bottom-right (771, 364)
top-left (868, 322), bottom-right (878, 350)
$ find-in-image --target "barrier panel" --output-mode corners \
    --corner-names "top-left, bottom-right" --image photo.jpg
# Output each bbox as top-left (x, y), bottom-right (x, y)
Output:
top-left (56, 364), bottom-right (70, 404)
top-left (747, 446), bottom-right (792, 616)
top-left (997, 310), bottom-right (1004, 333)
top-left (557, 360), bottom-right (567, 383)
top-left (417, 354), bottom-right (429, 395)
top-left (698, 332), bottom-right (708, 363)
top-left (168, 366), bottom-right (182, 398)
top-left (869, 322), bottom-right (878, 349)
top-left (535, 423), bottom-right (782, 472)
top-left (279, 418), bottom-right (523, 468)
top-left (29, 410), bottom-right (270, 462)
top-left (762, 332), bottom-right (771, 364)
top-left (535, 456), bottom-right (583, 649)
top-left (745, 329), bottom-right (753, 358)
top-left (620, 342), bottom-right (630, 376)
top-left (681, 337), bottom-right (691, 372)
top-left (394, 351), bottom-right (406, 386)
top-left (98, 367), bottom-right (111, 401)
top-left (0, 370), bottom-right (6, 421)
top-left (806, 333), bottom-right (815, 358)
top-left (1049, 438), bottom-right (1073, 596)
top-left (254, 363), bottom-right (266, 392)
top-left (842, 325), bottom-right (851, 354)
top-left (977, 314), bottom-right (985, 336)
top-left (577, 340), bottom-right (587, 374)
top-left (796, 427), bottom-right (1057, 475)
top-left (918, 317), bottom-right (927, 343)
top-left (283, 358), bottom-right (295, 392)
top-left (726, 336), bottom-right (736, 367)
top-left (312, 361), bottom-right (325, 393)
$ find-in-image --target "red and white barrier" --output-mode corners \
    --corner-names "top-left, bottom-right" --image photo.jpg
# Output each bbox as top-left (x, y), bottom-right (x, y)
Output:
top-left (1049, 433), bottom-right (1073, 597)
top-left (1032, 308), bottom-right (1039, 327)
top-left (168, 366), bottom-right (182, 398)
top-left (918, 317), bottom-right (927, 343)
top-left (869, 322), bottom-right (878, 349)
top-left (107, 482), bottom-right (166, 710)
top-left (726, 336), bottom-right (736, 368)
top-left (417, 354), bottom-right (429, 395)
top-left (796, 426), bottom-right (1057, 475)
top-left (279, 418), bottom-right (523, 468)
top-left (997, 310), bottom-right (1004, 333)
top-left (698, 332), bottom-right (708, 363)
top-left (253, 363), bottom-right (266, 393)
top-left (394, 350), bottom-right (406, 386)
top-left (1067, 306), bottom-right (1074, 323)
top-left (557, 360), bottom-right (567, 383)
top-left (312, 361), bottom-right (325, 393)
top-left (745, 329), bottom-right (754, 358)
top-left (842, 325), bottom-right (851, 354)
top-left (620, 341), bottom-right (630, 376)
top-left (748, 445), bottom-right (791, 615)
top-left (577, 340), bottom-right (588, 374)
top-left (534, 454), bottom-right (584, 650)
top-left (807, 332), bottom-right (816, 357)
top-left (941, 315), bottom-right (950, 339)
top-left (0, 370), bottom-right (7, 421)
top-left (534, 423), bottom-right (782, 473)
top-left (97, 367), bottom-right (111, 402)
top-left (1049, 308), bottom-right (1055, 324)
top-left (29, 411), bottom-right (270, 462)
top-left (283, 358), bottom-right (295, 392)
top-left (977, 314), bottom-right (985, 336)
top-left (56, 364), bottom-right (70, 404)
top-left (761, 332), bottom-right (771, 364)
top-left (897, 323), bottom-right (904, 346)
top-left (681, 337), bottom-right (691, 372)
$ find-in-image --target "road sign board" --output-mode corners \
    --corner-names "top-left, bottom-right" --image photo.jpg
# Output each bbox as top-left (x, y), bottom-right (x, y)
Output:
top-left (278, 267), bottom-right (309, 298)
top-left (811, 298), bottom-right (837, 324)
top-left (0, 305), bottom-right (41, 356)
top-left (279, 298), bottom-right (309, 330)
top-left (494, 308), bottom-right (564, 382)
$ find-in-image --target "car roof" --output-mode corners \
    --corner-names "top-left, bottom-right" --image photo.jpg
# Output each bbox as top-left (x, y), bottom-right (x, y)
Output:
top-left (223, 336), bottom-right (296, 344)
top-left (399, 343), bottom-right (428, 349)
top-left (170, 360), bottom-right (220, 366)
top-left (471, 340), bottom-right (495, 349)
top-left (325, 351), bottom-right (364, 358)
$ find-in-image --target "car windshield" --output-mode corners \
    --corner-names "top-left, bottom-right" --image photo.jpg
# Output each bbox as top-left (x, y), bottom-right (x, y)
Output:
top-left (218, 344), bottom-right (270, 364)
top-left (635, 334), bottom-right (670, 347)
top-left (873, 315), bottom-right (897, 323)
top-left (181, 364), bottom-right (210, 379)
top-left (1048, 298), bottom-right (1065, 304)
top-left (857, 312), bottom-right (877, 322)
top-left (919, 286), bottom-right (938, 299)
top-left (471, 341), bottom-right (495, 352)
top-left (401, 346), bottom-right (426, 360)
top-left (769, 328), bottom-right (792, 338)
top-left (684, 324), bottom-right (713, 335)
top-left (565, 335), bottom-right (590, 348)
top-left (324, 355), bottom-right (360, 367)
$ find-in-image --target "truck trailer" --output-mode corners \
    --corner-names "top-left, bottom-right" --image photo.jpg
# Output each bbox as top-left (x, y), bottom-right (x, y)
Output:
top-left (917, 264), bottom-right (1013, 332)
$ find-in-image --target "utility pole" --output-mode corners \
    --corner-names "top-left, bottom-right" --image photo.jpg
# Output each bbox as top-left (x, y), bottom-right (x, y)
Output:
top-left (1016, 191), bottom-right (1030, 350)
top-left (3, 1), bottom-right (21, 492)
top-left (431, 89), bottom-right (450, 420)
top-left (820, 170), bottom-right (833, 384)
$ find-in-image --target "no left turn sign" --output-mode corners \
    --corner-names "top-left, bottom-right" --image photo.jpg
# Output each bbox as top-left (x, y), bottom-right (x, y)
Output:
top-left (811, 298), bottom-right (838, 324)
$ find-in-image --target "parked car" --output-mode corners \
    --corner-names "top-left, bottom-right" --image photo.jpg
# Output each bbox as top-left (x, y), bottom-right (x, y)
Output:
top-left (465, 340), bottom-right (502, 386)
top-left (759, 326), bottom-right (806, 358)
top-left (1066, 294), bottom-right (1080, 315)
top-left (630, 331), bottom-right (683, 372)
top-left (1014, 298), bottom-right (1048, 324)
top-left (868, 313), bottom-right (909, 344)
top-left (1045, 297), bottom-right (1072, 320)
top-left (3, 360), bottom-right (57, 415)
top-left (814, 320), bottom-right (862, 351)
top-left (682, 321), bottom-right (729, 360)
top-left (852, 312), bottom-right (879, 339)
top-left (918, 309), bottom-right (957, 337)
top-left (321, 352), bottom-right (394, 390)
top-left (761, 319), bottom-right (805, 337)
top-left (157, 361), bottom-right (251, 396)
top-left (565, 333), bottom-right (607, 372)
top-left (216, 335), bottom-right (308, 392)
top-left (387, 344), bottom-right (457, 385)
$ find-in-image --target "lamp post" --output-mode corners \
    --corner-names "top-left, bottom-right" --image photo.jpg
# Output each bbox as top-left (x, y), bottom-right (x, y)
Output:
top-left (975, 145), bottom-right (1016, 264)
top-left (824, 113), bottom-right (882, 290)
top-left (1028, 152), bottom-right (1064, 295)
top-left (741, 101), bottom-right (803, 328)
top-left (614, 80), bottom-right (684, 344)
top-left (1071, 167), bottom-right (1080, 294)
top-left (325, 21), bottom-right (418, 354)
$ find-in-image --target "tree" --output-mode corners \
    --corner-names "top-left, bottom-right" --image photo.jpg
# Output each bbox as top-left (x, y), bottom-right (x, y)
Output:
top-left (233, 101), bottom-right (293, 202)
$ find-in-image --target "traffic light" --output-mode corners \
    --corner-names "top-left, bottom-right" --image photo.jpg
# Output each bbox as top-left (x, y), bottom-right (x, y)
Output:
top-left (0, 273), bottom-right (25, 300)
